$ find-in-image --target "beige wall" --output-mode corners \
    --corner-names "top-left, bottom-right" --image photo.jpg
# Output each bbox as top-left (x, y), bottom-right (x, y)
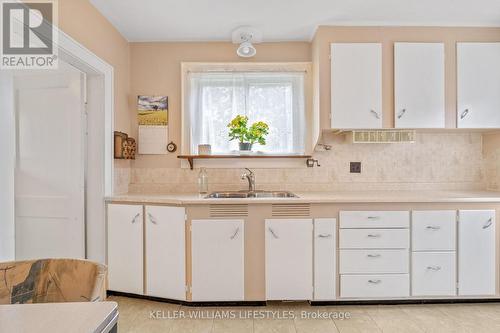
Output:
top-left (484, 133), bottom-right (500, 191)
top-left (129, 42), bottom-right (312, 169)
top-left (312, 26), bottom-right (500, 129)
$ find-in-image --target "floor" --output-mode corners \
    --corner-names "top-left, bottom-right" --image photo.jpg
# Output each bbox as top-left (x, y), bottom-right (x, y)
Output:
top-left (108, 296), bottom-right (500, 333)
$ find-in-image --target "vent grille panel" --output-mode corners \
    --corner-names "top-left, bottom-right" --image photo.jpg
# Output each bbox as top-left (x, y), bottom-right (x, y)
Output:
top-left (210, 205), bottom-right (248, 218)
top-left (272, 204), bottom-right (311, 217)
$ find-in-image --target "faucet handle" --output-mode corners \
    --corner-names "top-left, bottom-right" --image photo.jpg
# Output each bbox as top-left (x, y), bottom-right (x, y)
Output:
top-left (244, 168), bottom-right (254, 175)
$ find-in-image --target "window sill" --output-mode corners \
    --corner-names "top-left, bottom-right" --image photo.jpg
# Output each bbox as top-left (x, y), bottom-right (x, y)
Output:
top-left (178, 154), bottom-right (312, 169)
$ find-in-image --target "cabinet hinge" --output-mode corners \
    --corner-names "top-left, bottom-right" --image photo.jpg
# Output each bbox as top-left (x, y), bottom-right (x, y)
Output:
top-left (186, 285), bottom-right (191, 293)
top-left (185, 214), bottom-right (188, 222)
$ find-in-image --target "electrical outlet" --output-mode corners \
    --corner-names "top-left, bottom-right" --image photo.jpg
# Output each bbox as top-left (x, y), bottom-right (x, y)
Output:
top-left (350, 162), bottom-right (361, 173)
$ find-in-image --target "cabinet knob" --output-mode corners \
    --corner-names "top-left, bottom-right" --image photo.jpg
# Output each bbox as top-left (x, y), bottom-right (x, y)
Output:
top-left (426, 225), bottom-right (441, 231)
top-left (367, 216), bottom-right (380, 220)
top-left (426, 266), bottom-right (441, 271)
top-left (147, 213), bottom-right (158, 224)
top-left (268, 227), bottom-right (279, 239)
top-left (367, 234), bottom-right (381, 238)
top-left (483, 218), bottom-right (493, 229)
top-left (370, 109), bottom-right (380, 119)
top-left (397, 109), bottom-right (407, 119)
top-left (368, 279), bottom-right (382, 284)
top-left (367, 253), bottom-right (381, 258)
top-left (230, 227), bottom-right (240, 240)
top-left (318, 234), bottom-right (332, 238)
top-left (460, 109), bottom-right (470, 120)
top-left (131, 213), bottom-right (141, 224)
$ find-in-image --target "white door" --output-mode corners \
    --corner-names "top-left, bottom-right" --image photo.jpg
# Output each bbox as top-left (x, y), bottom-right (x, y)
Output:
top-left (14, 62), bottom-right (86, 260)
top-left (191, 220), bottom-right (244, 301)
top-left (458, 210), bottom-right (496, 296)
top-left (457, 43), bottom-right (500, 128)
top-left (107, 204), bottom-right (143, 294)
top-left (314, 218), bottom-right (336, 300)
top-left (331, 43), bottom-right (383, 129)
top-left (395, 43), bottom-right (445, 128)
top-left (145, 206), bottom-right (186, 300)
top-left (266, 219), bottom-right (313, 300)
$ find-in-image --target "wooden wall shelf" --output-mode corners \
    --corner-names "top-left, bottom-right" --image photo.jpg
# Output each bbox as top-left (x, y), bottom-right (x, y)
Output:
top-left (177, 154), bottom-right (312, 169)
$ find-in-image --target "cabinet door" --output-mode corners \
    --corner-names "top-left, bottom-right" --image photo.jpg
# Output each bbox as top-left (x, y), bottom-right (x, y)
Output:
top-left (457, 43), bottom-right (500, 128)
top-left (145, 206), bottom-right (186, 300)
top-left (107, 204), bottom-right (143, 294)
top-left (266, 219), bottom-right (313, 300)
top-left (314, 218), bottom-right (336, 300)
top-left (458, 210), bottom-right (496, 296)
top-left (191, 220), bottom-right (244, 301)
top-left (412, 210), bottom-right (456, 251)
top-left (395, 43), bottom-right (445, 128)
top-left (331, 43), bottom-right (382, 129)
top-left (412, 252), bottom-right (456, 296)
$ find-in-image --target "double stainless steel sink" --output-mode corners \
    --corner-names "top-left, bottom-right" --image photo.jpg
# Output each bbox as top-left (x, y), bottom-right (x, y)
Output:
top-left (205, 190), bottom-right (298, 199)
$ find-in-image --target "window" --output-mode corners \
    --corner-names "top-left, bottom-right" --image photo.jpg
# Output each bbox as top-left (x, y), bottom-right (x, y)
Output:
top-left (186, 71), bottom-right (306, 154)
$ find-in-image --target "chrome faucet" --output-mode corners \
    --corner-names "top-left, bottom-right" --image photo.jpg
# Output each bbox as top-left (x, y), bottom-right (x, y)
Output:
top-left (241, 168), bottom-right (256, 192)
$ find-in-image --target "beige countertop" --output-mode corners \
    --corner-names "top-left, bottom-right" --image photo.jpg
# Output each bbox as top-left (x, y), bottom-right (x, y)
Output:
top-left (107, 190), bottom-right (500, 205)
top-left (0, 301), bottom-right (118, 333)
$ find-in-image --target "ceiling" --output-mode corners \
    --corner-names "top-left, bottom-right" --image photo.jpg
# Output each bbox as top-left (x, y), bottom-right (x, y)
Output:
top-left (90, 0), bottom-right (500, 42)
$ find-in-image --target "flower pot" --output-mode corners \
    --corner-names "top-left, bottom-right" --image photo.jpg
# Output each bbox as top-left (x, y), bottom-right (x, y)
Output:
top-left (239, 142), bottom-right (253, 151)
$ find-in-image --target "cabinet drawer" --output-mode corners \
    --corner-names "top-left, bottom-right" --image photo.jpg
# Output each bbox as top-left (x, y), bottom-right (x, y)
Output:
top-left (340, 229), bottom-right (409, 249)
top-left (412, 252), bottom-right (456, 296)
top-left (341, 274), bottom-right (409, 298)
top-left (340, 211), bottom-right (409, 228)
top-left (412, 211), bottom-right (456, 251)
top-left (340, 249), bottom-right (408, 274)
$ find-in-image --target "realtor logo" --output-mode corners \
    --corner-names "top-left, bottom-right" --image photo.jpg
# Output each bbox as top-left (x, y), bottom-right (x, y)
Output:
top-left (1, 0), bottom-right (58, 69)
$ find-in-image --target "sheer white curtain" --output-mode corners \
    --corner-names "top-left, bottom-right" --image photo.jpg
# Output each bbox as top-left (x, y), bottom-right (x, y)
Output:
top-left (188, 72), bottom-right (305, 154)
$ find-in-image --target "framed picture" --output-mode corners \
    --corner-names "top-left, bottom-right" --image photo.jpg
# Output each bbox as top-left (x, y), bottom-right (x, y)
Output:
top-left (137, 95), bottom-right (169, 154)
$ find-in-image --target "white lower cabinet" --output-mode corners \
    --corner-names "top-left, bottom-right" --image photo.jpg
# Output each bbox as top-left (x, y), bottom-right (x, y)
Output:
top-left (313, 218), bottom-right (337, 300)
top-left (341, 274), bottom-right (410, 298)
top-left (145, 206), bottom-right (186, 300)
top-left (266, 219), bottom-right (313, 300)
top-left (412, 252), bottom-right (456, 296)
top-left (191, 220), bottom-right (244, 301)
top-left (340, 249), bottom-right (408, 274)
top-left (458, 210), bottom-right (496, 296)
top-left (107, 204), bottom-right (144, 294)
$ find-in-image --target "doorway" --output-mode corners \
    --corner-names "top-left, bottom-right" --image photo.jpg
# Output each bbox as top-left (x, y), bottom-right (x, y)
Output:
top-left (14, 61), bottom-right (86, 260)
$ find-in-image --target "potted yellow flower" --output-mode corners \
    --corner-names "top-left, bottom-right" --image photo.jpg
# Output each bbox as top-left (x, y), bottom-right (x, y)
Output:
top-left (228, 115), bottom-right (269, 152)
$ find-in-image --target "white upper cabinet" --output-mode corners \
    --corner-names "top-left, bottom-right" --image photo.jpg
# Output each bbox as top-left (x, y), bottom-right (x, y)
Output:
top-left (331, 43), bottom-right (383, 129)
top-left (457, 43), bottom-right (500, 128)
top-left (395, 43), bottom-right (445, 128)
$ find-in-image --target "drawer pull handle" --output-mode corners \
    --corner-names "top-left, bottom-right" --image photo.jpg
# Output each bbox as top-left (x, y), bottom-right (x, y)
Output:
top-left (483, 218), bottom-right (493, 229)
top-left (131, 213), bottom-right (141, 224)
top-left (426, 225), bottom-right (441, 230)
top-left (147, 213), bottom-right (158, 225)
top-left (230, 227), bottom-right (240, 240)
top-left (427, 266), bottom-right (441, 271)
top-left (367, 216), bottom-right (380, 220)
top-left (367, 254), bottom-right (381, 258)
top-left (318, 234), bottom-right (332, 238)
top-left (368, 279), bottom-right (382, 284)
top-left (268, 227), bottom-right (279, 239)
top-left (367, 234), bottom-right (381, 238)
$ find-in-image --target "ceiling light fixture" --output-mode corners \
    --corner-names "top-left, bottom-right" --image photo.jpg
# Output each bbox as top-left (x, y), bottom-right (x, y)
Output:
top-left (232, 26), bottom-right (262, 58)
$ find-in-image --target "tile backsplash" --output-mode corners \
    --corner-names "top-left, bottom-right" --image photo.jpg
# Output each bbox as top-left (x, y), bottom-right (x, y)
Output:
top-left (125, 132), bottom-right (488, 194)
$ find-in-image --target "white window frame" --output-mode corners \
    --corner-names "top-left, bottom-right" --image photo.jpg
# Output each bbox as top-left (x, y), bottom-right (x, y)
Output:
top-left (181, 62), bottom-right (312, 169)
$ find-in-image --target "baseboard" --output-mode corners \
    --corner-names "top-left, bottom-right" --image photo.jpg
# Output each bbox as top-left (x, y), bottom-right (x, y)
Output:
top-left (310, 298), bottom-right (500, 306)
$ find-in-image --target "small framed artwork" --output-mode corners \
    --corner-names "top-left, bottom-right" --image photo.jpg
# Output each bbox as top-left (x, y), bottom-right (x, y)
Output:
top-left (137, 95), bottom-right (169, 155)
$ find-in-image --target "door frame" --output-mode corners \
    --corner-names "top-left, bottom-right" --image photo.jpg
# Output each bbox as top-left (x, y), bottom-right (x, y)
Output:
top-left (0, 22), bottom-right (114, 263)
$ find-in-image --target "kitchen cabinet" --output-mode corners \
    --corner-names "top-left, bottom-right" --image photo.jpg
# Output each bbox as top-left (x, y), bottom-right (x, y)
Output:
top-left (145, 206), bottom-right (186, 300)
top-left (412, 210), bottom-right (456, 251)
top-left (458, 210), bottom-right (496, 296)
top-left (107, 204), bottom-right (143, 294)
top-left (412, 252), bottom-right (456, 296)
top-left (394, 43), bottom-right (445, 128)
top-left (191, 219), bottom-right (244, 301)
top-left (313, 218), bottom-right (336, 300)
top-left (330, 43), bottom-right (383, 129)
top-left (457, 43), bottom-right (500, 128)
top-left (266, 219), bottom-right (313, 300)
